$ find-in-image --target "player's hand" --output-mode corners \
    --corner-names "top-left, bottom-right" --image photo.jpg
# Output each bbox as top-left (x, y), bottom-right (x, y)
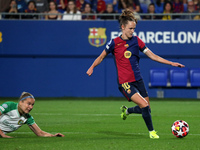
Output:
top-left (86, 67), bottom-right (93, 76)
top-left (54, 133), bottom-right (64, 137)
top-left (171, 62), bottom-right (185, 68)
top-left (1, 134), bottom-right (13, 138)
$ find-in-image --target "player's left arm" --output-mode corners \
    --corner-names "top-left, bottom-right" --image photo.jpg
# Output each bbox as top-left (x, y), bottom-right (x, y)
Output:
top-left (29, 123), bottom-right (64, 137)
top-left (144, 48), bottom-right (185, 68)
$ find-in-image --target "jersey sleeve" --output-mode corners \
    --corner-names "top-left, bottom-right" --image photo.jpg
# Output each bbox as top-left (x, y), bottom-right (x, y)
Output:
top-left (0, 102), bottom-right (16, 114)
top-left (137, 36), bottom-right (147, 53)
top-left (25, 114), bottom-right (35, 125)
top-left (105, 39), bottom-right (115, 54)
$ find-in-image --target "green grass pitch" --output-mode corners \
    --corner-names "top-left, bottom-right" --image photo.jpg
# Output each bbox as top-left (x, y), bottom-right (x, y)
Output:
top-left (0, 98), bottom-right (200, 150)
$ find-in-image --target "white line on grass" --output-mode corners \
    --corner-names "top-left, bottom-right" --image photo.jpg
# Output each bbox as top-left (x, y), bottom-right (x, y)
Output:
top-left (32, 113), bottom-right (141, 116)
top-left (13, 131), bottom-right (200, 136)
top-left (32, 113), bottom-right (200, 118)
top-left (73, 114), bottom-right (142, 116)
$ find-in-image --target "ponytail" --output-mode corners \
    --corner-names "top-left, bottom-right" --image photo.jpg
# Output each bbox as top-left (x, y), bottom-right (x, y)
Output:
top-left (119, 9), bottom-right (137, 29)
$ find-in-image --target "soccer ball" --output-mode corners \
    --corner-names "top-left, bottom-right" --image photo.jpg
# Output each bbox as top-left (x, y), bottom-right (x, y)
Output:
top-left (171, 120), bottom-right (189, 138)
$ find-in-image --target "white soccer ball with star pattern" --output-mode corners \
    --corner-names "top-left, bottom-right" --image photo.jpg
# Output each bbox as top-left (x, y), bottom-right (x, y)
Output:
top-left (171, 120), bottom-right (189, 138)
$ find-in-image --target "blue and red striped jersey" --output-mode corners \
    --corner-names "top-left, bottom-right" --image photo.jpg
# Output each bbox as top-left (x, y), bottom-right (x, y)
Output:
top-left (105, 36), bottom-right (147, 84)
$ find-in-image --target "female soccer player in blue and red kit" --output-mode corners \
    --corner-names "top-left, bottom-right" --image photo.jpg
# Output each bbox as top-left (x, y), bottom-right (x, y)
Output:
top-left (86, 9), bottom-right (185, 139)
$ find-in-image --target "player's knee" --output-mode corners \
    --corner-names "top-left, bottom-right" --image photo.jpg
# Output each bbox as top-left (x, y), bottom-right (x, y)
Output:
top-left (139, 102), bottom-right (148, 108)
top-left (137, 99), bottom-right (148, 108)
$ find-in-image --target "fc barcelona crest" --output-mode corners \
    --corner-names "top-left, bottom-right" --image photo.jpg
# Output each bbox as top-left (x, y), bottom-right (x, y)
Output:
top-left (88, 28), bottom-right (107, 47)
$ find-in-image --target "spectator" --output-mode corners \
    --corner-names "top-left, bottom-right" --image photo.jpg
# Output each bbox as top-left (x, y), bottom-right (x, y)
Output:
top-left (143, 3), bottom-right (160, 19)
top-left (97, 0), bottom-right (106, 13)
top-left (16, 0), bottom-right (27, 12)
top-left (82, 3), bottom-right (96, 20)
top-left (62, 0), bottom-right (81, 20)
top-left (104, 0), bottom-right (114, 5)
top-left (118, 0), bottom-right (141, 13)
top-left (194, 9), bottom-right (200, 19)
top-left (154, 0), bottom-right (164, 13)
top-left (182, 0), bottom-right (188, 12)
top-left (140, 0), bottom-right (151, 13)
top-left (101, 3), bottom-right (116, 19)
top-left (181, 0), bottom-right (199, 19)
top-left (173, 0), bottom-right (184, 13)
top-left (4, 0), bottom-right (20, 19)
top-left (140, 0), bottom-right (151, 6)
top-left (103, 0), bottom-right (118, 12)
top-left (162, 1), bottom-right (173, 20)
top-left (127, 4), bottom-right (141, 20)
top-left (0, 0), bottom-right (12, 12)
top-left (91, 0), bottom-right (97, 12)
top-left (45, 1), bottom-right (61, 19)
top-left (76, 0), bottom-right (90, 12)
top-left (23, 0), bottom-right (39, 19)
top-left (173, 0), bottom-right (184, 19)
top-left (33, 0), bottom-right (49, 12)
top-left (53, 0), bottom-right (68, 13)
top-left (194, 0), bottom-right (200, 10)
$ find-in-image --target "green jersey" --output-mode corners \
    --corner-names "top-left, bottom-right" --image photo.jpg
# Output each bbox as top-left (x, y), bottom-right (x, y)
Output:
top-left (0, 101), bottom-right (35, 134)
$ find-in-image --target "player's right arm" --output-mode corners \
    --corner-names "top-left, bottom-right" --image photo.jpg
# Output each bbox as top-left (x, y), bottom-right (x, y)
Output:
top-left (0, 111), bottom-right (13, 138)
top-left (86, 50), bottom-right (108, 76)
top-left (29, 123), bottom-right (64, 137)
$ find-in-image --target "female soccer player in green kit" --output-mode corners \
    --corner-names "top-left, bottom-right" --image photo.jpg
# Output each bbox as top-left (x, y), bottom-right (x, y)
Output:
top-left (0, 92), bottom-right (64, 138)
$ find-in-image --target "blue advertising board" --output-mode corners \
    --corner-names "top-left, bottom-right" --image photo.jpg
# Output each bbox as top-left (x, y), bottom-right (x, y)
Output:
top-left (0, 20), bottom-right (200, 56)
top-left (0, 20), bottom-right (199, 98)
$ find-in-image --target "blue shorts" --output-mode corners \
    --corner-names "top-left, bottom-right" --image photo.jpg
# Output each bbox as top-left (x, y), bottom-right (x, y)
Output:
top-left (118, 79), bottom-right (148, 102)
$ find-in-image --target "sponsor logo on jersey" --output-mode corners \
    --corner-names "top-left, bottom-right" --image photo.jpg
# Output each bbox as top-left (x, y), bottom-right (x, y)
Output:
top-left (124, 51), bottom-right (132, 59)
top-left (124, 44), bottom-right (129, 48)
top-left (2, 104), bottom-right (8, 108)
top-left (18, 120), bottom-right (24, 125)
top-left (88, 28), bottom-right (107, 47)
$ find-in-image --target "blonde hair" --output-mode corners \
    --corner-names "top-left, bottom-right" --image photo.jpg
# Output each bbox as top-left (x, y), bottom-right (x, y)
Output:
top-left (19, 92), bottom-right (34, 102)
top-left (119, 9), bottom-right (137, 29)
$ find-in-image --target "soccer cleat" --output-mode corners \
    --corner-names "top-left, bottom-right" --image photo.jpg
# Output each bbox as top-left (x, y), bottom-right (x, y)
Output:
top-left (120, 105), bottom-right (128, 120)
top-left (149, 130), bottom-right (159, 139)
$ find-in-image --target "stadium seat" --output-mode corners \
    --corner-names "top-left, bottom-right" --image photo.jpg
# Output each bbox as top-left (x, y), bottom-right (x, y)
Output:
top-left (170, 68), bottom-right (188, 87)
top-left (190, 68), bottom-right (200, 87)
top-left (149, 68), bottom-right (169, 87)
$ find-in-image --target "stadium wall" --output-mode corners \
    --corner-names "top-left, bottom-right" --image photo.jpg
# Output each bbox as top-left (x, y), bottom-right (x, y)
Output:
top-left (0, 20), bottom-right (200, 98)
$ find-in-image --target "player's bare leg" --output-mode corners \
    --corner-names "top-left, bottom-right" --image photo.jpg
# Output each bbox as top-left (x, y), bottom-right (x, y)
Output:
top-left (122, 96), bottom-right (151, 116)
top-left (144, 97), bottom-right (150, 108)
top-left (130, 93), bottom-right (148, 108)
top-left (120, 92), bottom-right (147, 120)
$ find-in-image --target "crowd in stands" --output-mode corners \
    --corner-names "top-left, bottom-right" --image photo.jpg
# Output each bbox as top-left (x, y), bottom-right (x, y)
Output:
top-left (0, 0), bottom-right (199, 20)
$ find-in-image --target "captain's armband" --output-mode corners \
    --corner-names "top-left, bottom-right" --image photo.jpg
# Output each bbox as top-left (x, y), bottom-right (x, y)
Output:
top-left (143, 47), bottom-right (149, 54)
